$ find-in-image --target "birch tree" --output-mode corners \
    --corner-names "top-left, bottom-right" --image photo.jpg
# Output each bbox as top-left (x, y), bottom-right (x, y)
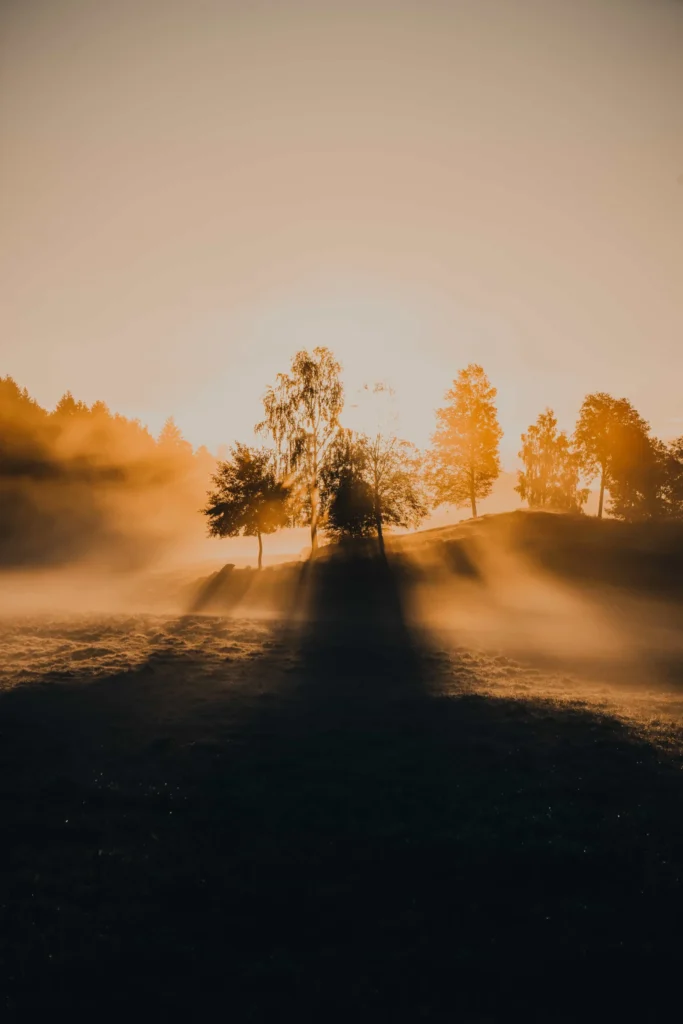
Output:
top-left (257, 347), bottom-right (343, 555)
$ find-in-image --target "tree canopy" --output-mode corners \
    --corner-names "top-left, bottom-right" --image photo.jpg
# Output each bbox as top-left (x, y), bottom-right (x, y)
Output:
top-left (258, 347), bottom-right (343, 554)
top-left (322, 431), bottom-right (376, 541)
top-left (322, 429), bottom-right (427, 552)
top-left (0, 377), bottom-right (212, 568)
top-left (360, 432), bottom-right (427, 552)
top-left (662, 437), bottom-right (683, 520)
top-left (427, 364), bottom-right (502, 518)
top-left (516, 408), bottom-right (588, 512)
top-left (8, 348), bottom-right (683, 573)
top-left (607, 431), bottom-right (669, 522)
top-left (203, 444), bottom-right (290, 569)
top-left (573, 392), bottom-right (650, 518)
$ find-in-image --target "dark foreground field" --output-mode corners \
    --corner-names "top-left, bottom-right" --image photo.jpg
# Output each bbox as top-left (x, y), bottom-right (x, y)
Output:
top-left (3, 515), bottom-right (683, 1019)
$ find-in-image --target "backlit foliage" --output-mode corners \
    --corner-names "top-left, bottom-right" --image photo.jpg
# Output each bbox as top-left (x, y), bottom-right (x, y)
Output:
top-left (203, 444), bottom-right (290, 568)
top-left (427, 364), bottom-right (502, 518)
top-left (257, 347), bottom-right (344, 553)
top-left (516, 408), bottom-right (588, 512)
top-left (0, 376), bottom-right (214, 567)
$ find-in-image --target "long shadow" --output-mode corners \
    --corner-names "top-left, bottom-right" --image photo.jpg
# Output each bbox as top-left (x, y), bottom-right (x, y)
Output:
top-left (2, 548), bottom-right (683, 1019)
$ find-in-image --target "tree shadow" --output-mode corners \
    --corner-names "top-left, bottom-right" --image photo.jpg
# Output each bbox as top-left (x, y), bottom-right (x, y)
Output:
top-left (185, 560), bottom-right (307, 618)
top-left (2, 547), bottom-right (683, 1018)
top-left (187, 562), bottom-right (243, 613)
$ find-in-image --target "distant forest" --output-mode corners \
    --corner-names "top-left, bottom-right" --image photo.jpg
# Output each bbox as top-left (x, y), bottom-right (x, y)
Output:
top-left (2, 354), bottom-right (683, 569)
top-left (0, 376), bottom-right (215, 568)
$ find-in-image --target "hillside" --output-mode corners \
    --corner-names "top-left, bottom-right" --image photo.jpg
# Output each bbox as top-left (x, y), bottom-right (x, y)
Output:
top-left (397, 509), bottom-right (683, 595)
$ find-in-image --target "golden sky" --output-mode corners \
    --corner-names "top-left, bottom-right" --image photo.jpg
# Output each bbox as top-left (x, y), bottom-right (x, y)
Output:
top-left (2, 0), bottom-right (682, 465)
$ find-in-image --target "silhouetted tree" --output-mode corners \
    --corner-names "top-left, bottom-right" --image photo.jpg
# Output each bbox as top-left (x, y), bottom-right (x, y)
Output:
top-left (321, 432), bottom-right (376, 540)
top-left (53, 391), bottom-right (89, 417)
top-left (0, 378), bottom-right (217, 568)
top-left (204, 444), bottom-right (290, 569)
top-left (516, 408), bottom-right (588, 512)
top-left (158, 416), bottom-right (193, 455)
top-left (427, 364), bottom-right (502, 518)
top-left (0, 376), bottom-right (42, 414)
top-left (662, 437), bottom-right (683, 519)
top-left (322, 430), bottom-right (427, 553)
top-left (360, 432), bottom-right (427, 554)
top-left (607, 429), bottom-right (669, 522)
top-left (573, 393), bottom-right (650, 518)
top-left (194, 444), bottom-right (216, 477)
top-left (258, 347), bottom-right (343, 555)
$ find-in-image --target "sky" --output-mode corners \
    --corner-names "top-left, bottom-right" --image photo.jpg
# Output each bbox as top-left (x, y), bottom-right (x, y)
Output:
top-left (2, 0), bottom-right (683, 469)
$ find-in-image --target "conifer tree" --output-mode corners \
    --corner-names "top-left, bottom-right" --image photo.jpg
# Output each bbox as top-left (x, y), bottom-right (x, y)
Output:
top-left (427, 364), bottom-right (502, 518)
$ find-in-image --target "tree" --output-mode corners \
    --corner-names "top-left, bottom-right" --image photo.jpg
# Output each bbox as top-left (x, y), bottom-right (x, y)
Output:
top-left (321, 431), bottom-right (376, 540)
top-left (573, 393), bottom-right (650, 518)
top-left (0, 376), bottom-right (221, 569)
top-left (360, 432), bottom-right (427, 554)
top-left (607, 430), bottom-right (669, 522)
top-left (662, 437), bottom-right (683, 519)
top-left (53, 391), bottom-right (89, 417)
top-left (516, 408), bottom-right (588, 512)
top-left (427, 364), bottom-right (502, 518)
top-left (322, 430), bottom-right (427, 553)
top-left (258, 347), bottom-right (343, 555)
top-left (90, 400), bottom-right (111, 419)
top-left (158, 416), bottom-right (193, 455)
top-left (203, 444), bottom-right (290, 569)
top-left (0, 376), bottom-right (42, 414)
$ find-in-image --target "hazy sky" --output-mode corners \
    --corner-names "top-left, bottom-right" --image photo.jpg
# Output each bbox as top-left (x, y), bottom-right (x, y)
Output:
top-left (2, 0), bottom-right (682, 464)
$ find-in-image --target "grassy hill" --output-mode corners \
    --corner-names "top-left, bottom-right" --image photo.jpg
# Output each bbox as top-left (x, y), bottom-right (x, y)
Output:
top-left (397, 509), bottom-right (683, 595)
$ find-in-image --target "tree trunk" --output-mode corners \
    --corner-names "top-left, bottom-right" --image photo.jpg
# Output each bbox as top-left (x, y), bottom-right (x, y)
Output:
top-left (470, 465), bottom-right (477, 518)
top-left (257, 531), bottom-right (263, 571)
top-left (598, 465), bottom-right (606, 519)
top-left (375, 502), bottom-right (385, 559)
top-left (310, 484), bottom-right (319, 557)
top-left (310, 435), bottom-right (320, 557)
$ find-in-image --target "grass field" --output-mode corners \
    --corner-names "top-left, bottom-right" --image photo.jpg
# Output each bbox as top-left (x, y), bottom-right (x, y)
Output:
top-left (2, 513), bottom-right (683, 1018)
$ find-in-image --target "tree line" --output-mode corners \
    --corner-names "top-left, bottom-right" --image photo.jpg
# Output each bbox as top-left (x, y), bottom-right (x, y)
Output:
top-left (3, 356), bottom-right (681, 570)
top-left (0, 376), bottom-right (215, 567)
top-left (204, 348), bottom-right (683, 567)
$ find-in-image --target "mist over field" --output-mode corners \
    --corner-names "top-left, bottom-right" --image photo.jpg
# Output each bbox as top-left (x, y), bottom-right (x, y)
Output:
top-left (4, 356), bottom-right (683, 1022)
top-left (0, 378), bottom-right (220, 572)
top-left (4, 511), bottom-right (683, 1020)
top-left (3, 0), bottom-right (683, 1017)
